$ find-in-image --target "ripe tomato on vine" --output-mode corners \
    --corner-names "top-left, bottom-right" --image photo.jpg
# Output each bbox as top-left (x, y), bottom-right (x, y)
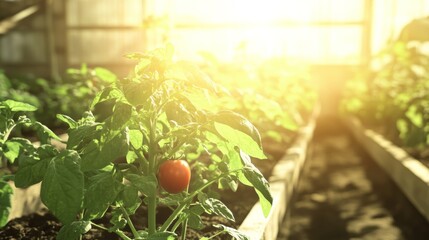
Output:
top-left (158, 160), bottom-right (191, 194)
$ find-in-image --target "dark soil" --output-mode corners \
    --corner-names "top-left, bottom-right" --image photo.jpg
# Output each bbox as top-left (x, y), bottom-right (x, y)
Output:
top-left (278, 117), bottom-right (429, 240)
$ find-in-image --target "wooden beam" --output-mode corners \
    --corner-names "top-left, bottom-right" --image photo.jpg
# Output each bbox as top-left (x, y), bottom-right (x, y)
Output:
top-left (0, 5), bottom-right (39, 34)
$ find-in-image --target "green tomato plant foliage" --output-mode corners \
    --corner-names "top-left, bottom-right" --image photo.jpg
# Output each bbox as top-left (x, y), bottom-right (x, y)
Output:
top-left (0, 100), bottom-right (60, 227)
top-left (341, 37), bottom-right (429, 150)
top-left (0, 65), bottom-right (116, 129)
top-left (198, 53), bottom-right (317, 145)
top-left (7, 45), bottom-right (273, 240)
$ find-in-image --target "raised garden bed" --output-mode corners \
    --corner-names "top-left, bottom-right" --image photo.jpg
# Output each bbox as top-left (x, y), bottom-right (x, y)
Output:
top-left (239, 105), bottom-right (319, 239)
top-left (2, 109), bottom-right (319, 239)
top-left (344, 117), bottom-right (429, 223)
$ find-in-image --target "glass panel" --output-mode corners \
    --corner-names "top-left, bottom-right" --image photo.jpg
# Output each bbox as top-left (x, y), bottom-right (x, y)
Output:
top-left (170, 26), bottom-right (362, 64)
top-left (169, 0), bottom-right (364, 24)
top-left (67, 0), bottom-right (144, 26)
top-left (68, 30), bottom-right (146, 64)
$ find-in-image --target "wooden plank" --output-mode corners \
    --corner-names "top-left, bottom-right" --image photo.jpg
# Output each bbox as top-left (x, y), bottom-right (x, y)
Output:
top-left (0, 5), bottom-right (39, 34)
top-left (345, 117), bottom-right (429, 223)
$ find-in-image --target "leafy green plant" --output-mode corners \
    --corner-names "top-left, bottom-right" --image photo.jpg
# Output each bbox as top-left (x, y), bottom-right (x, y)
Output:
top-left (199, 54), bottom-right (317, 144)
top-left (11, 45), bottom-right (272, 240)
top-left (342, 40), bottom-right (429, 149)
top-left (0, 66), bottom-right (116, 129)
top-left (0, 99), bottom-right (60, 227)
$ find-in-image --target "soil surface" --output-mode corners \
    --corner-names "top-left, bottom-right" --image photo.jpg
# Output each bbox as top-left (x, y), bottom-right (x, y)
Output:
top-left (278, 118), bottom-right (429, 240)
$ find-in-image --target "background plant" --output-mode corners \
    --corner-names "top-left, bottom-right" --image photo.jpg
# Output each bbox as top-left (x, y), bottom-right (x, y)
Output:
top-left (0, 99), bottom-right (60, 227)
top-left (341, 40), bottom-right (429, 151)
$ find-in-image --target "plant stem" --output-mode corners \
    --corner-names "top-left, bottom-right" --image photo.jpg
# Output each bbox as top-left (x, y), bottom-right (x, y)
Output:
top-left (205, 230), bottom-right (225, 239)
top-left (147, 116), bottom-right (157, 235)
top-left (2, 123), bottom-right (17, 143)
top-left (120, 205), bottom-right (140, 239)
top-left (160, 170), bottom-right (240, 231)
top-left (180, 218), bottom-right (188, 240)
top-left (91, 222), bottom-right (132, 240)
top-left (170, 217), bottom-right (184, 232)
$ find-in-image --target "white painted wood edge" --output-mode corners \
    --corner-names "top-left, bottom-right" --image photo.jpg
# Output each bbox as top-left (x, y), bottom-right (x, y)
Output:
top-left (344, 117), bottom-right (429, 222)
top-left (239, 105), bottom-right (319, 240)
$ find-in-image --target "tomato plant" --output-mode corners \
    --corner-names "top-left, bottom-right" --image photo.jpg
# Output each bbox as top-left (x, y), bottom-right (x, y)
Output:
top-left (158, 160), bottom-right (191, 194)
top-left (0, 100), bottom-right (60, 227)
top-left (342, 35), bottom-right (429, 150)
top-left (199, 53), bottom-right (317, 145)
top-left (6, 45), bottom-right (273, 240)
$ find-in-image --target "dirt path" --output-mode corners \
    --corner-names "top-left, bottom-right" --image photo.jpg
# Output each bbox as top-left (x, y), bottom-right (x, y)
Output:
top-left (277, 119), bottom-right (429, 240)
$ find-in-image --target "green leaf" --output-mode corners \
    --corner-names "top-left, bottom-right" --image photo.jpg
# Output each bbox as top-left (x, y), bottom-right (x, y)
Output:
top-left (41, 150), bottom-right (84, 224)
top-left (3, 141), bottom-right (21, 163)
top-left (92, 99), bottom-right (116, 122)
top-left (129, 129), bottom-right (143, 149)
top-left (200, 197), bottom-right (235, 222)
top-left (94, 67), bottom-right (117, 83)
top-left (15, 145), bottom-right (58, 188)
top-left (212, 111), bottom-right (263, 146)
top-left (3, 100), bottom-right (37, 112)
top-left (57, 114), bottom-right (77, 129)
top-left (124, 173), bottom-right (157, 197)
top-left (242, 167), bottom-right (272, 217)
top-left (123, 82), bottom-right (152, 106)
top-left (33, 121), bottom-right (61, 144)
top-left (67, 124), bottom-right (99, 150)
top-left (188, 212), bottom-right (204, 230)
top-left (213, 224), bottom-right (249, 240)
top-left (0, 180), bottom-right (13, 227)
top-left (109, 208), bottom-right (127, 232)
top-left (80, 130), bottom-right (129, 171)
top-left (106, 102), bottom-right (133, 131)
top-left (56, 220), bottom-right (91, 240)
top-left (119, 185), bottom-right (141, 214)
top-left (213, 122), bottom-right (266, 159)
top-left (83, 171), bottom-right (123, 220)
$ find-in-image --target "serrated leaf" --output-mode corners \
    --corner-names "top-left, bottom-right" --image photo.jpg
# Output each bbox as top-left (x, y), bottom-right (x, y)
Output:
top-left (83, 171), bottom-right (123, 220)
top-left (56, 114), bottom-right (77, 129)
top-left (41, 150), bottom-right (84, 224)
top-left (119, 185), bottom-right (141, 214)
top-left (200, 198), bottom-right (235, 222)
top-left (106, 102), bottom-right (132, 131)
top-left (94, 67), bottom-right (117, 83)
top-left (3, 100), bottom-right (37, 112)
top-left (15, 145), bottom-right (58, 188)
top-left (0, 181), bottom-right (13, 227)
top-left (56, 220), bottom-right (91, 240)
top-left (242, 167), bottom-right (272, 217)
top-left (212, 111), bottom-right (263, 147)
top-left (188, 212), bottom-right (204, 230)
top-left (33, 121), bottom-right (61, 144)
top-left (80, 130), bottom-right (129, 171)
top-left (124, 173), bottom-right (157, 197)
top-left (67, 124), bottom-right (99, 150)
top-left (3, 141), bottom-right (20, 163)
top-left (109, 208), bottom-right (127, 232)
top-left (123, 82), bottom-right (153, 106)
top-left (214, 122), bottom-right (266, 159)
top-left (213, 224), bottom-right (249, 240)
top-left (129, 129), bottom-right (143, 149)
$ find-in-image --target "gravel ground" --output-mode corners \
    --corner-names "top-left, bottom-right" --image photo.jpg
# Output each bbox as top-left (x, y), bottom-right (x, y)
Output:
top-left (277, 118), bottom-right (429, 240)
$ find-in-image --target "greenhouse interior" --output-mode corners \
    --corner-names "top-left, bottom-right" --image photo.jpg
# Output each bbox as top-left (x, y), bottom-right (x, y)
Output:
top-left (1, 0), bottom-right (429, 239)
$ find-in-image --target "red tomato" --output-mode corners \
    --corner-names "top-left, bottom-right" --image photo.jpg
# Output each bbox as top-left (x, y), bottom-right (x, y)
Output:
top-left (158, 160), bottom-right (191, 194)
